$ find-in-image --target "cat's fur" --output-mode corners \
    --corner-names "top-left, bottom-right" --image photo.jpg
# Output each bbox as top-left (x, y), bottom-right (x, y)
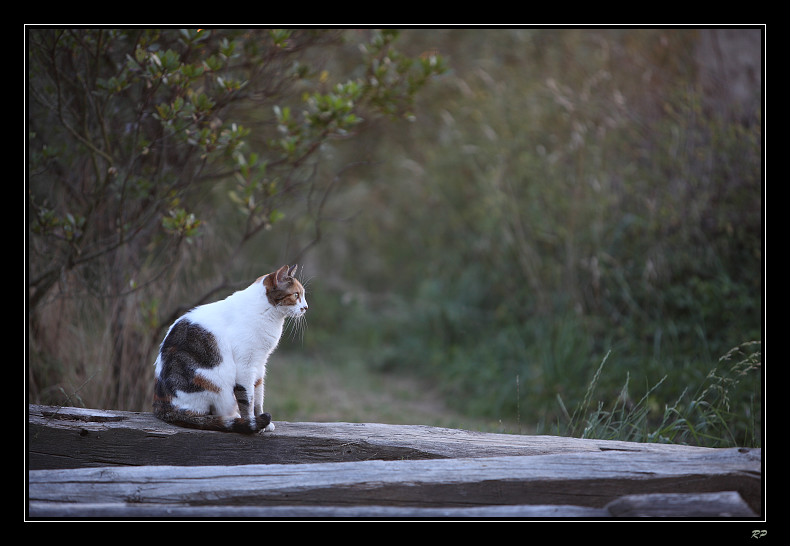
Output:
top-left (153, 264), bottom-right (307, 433)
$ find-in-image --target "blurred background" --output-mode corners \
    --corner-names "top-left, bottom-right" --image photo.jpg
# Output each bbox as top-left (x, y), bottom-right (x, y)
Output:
top-left (27, 28), bottom-right (762, 447)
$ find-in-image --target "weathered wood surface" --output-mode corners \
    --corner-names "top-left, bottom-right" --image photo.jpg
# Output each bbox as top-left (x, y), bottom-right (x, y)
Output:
top-left (27, 405), bottom-right (762, 519)
top-left (28, 404), bottom-right (725, 468)
top-left (29, 493), bottom-right (756, 519)
top-left (28, 454), bottom-right (759, 518)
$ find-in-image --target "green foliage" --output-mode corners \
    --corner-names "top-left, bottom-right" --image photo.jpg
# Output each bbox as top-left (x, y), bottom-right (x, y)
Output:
top-left (28, 28), bottom-right (444, 308)
top-left (27, 28), bottom-right (444, 411)
top-left (305, 29), bottom-right (761, 446)
top-left (161, 207), bottom-right (202, 241)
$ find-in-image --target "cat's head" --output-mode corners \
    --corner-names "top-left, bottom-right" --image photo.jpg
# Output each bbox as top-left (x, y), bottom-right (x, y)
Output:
top-left (262, 264), bottom-right (308, 317)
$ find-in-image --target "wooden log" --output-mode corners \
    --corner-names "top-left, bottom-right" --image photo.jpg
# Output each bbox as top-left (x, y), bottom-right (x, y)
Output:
top-left (28, 491), bottom-right (756, 519)
top-left (605, 491), bottom-right (758, 518)
top-left (28, 404), bottom-right (723, 469)
top-left (27, 405), bottom-right (762, 518)
top-left (28, 501), bottom-right (611, 518)
top-left (28, 449), bottom-right (760, 517)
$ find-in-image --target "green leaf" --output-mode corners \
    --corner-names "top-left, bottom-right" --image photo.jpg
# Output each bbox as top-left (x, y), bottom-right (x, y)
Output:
top-left (269, 209), bottom-right (285, 224)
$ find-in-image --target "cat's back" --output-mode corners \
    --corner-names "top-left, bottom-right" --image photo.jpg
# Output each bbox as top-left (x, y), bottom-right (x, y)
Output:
top-left (185, 281), bottom-right (264, 334)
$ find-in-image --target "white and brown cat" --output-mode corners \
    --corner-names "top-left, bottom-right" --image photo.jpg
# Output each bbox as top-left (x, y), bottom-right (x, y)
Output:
top-left (153, 265), bottom-right (307, 433)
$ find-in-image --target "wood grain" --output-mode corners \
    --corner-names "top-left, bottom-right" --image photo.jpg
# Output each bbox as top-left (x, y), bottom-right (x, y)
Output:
top-left (27, 404), bottom-right (762, 518)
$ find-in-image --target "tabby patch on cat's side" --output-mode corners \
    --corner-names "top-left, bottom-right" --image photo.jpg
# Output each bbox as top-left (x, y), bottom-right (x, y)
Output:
top-left (153, 265), bottom-right (308, 433)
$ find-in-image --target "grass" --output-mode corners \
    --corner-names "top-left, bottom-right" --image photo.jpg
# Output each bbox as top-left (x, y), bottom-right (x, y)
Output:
top-left (548, 341), bottom-right (762, 447)
top-left (265, 340), bottom-right (760, 448)
top-left (32, 340), bottom-right (760, 448)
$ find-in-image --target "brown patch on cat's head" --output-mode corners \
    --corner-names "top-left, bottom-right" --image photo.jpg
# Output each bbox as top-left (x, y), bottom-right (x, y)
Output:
top-left (263, 264), bottom-right (304, 307)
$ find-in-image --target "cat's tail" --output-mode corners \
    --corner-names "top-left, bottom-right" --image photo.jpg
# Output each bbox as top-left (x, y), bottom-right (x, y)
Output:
top-left (154, 403), bottom-right (272, 434)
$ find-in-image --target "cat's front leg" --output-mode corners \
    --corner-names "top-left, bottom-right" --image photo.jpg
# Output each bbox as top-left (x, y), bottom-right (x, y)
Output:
top-left (234, 381), bottom-right (274, 432)
top-left (254, 373), bottom-right (275, 432)
top-left (253, 375), bottom-right (265, 417)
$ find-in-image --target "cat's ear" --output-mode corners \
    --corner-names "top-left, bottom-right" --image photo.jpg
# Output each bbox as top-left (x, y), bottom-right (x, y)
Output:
top-left (263, 265), bottom-right (288, 291)
top-left (287, 264), bottom-right (298, 278)
top-left (274, 264), bottom-right (291, 285)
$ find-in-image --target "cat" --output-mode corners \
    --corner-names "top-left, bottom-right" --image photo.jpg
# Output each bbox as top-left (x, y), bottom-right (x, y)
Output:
top-left (153, 264), bottom-right (307, 433)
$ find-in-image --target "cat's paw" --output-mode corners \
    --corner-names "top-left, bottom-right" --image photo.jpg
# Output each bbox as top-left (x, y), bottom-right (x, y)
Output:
top-left (256, 412), bottom-right (274, 432)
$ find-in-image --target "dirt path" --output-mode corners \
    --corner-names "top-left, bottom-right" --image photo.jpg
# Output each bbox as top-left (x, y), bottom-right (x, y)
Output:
top-left (267, 352), bottom-right (527, 434)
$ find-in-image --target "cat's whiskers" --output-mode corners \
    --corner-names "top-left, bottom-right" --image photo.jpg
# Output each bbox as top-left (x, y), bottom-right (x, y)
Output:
top-left (288, 267), bottom-right (311, 345)
top-left (284, 313), bottom-right (308, 344)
